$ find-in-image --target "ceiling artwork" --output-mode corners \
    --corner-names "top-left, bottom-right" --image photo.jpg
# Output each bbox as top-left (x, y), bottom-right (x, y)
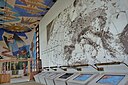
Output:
top-left (0, 0), bottom-right (56, 32)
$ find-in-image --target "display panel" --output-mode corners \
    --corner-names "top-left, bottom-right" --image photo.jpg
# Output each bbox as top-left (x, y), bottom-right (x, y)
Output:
top-left (96, 75), bottom-right (125, 85)
top-left (59, 73), bottom-right (74, 79)
top-left (73, 74), bottom-right (93, 81)
top-left (48, 73), bottom-right (62, 79)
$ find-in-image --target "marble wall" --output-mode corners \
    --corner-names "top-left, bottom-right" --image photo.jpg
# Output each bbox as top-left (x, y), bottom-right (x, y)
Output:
top-left (43, 0), bottom-right (128, 66)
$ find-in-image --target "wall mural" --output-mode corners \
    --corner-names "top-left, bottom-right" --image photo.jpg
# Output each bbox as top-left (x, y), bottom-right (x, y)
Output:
top-left (0, 0), bottom-right (56, 74)
top-left (0, 0), bottom-right (56, 77)
top-left (0, 0), bottom-right (56, 32)
top-left (0, 29), bottom-right (36, 76)
top-left (0, 29), bottom-right (36, 58)
top-left (45, 0), bottom-right (128, 66)
top-left (31, 32), bottom-right (37, 69)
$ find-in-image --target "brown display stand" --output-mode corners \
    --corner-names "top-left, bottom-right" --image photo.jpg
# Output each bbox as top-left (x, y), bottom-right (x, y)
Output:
top-left (0, 74), bottom-right (10, 84)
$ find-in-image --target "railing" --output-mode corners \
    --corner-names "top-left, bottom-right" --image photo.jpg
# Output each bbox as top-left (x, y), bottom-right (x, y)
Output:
top-left (0, 58), bottom-right (32, 80)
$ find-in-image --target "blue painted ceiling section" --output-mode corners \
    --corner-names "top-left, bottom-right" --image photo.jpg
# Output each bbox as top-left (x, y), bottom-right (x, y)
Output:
top-left (0, 0), bottom-right (20, 23)
top-left (15, 0), bottom-right (55, 17)
top-left (0, 0), bottom-right (56, 32)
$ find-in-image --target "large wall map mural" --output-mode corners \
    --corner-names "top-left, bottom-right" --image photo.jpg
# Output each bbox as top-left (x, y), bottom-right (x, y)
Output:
top-left (45, 0), bottom-right (128, 66)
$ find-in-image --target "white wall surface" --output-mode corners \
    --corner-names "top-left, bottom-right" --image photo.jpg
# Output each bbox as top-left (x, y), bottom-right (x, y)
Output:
top-left (39, 0), bottom-right (128, 68)
top-left (39, 0), bottom-right (75, 67)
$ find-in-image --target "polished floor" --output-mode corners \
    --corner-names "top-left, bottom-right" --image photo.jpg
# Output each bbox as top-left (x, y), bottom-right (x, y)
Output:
top-left (0, 81), bottom-right (44, 85)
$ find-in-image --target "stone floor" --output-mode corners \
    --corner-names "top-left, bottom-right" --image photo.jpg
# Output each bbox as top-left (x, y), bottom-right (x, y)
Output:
top-left (0, 81), bottom-right (44, 85)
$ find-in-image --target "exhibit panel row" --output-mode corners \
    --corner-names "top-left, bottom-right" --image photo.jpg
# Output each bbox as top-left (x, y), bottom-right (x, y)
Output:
top-left (34, 71), bottom-right (128, 85)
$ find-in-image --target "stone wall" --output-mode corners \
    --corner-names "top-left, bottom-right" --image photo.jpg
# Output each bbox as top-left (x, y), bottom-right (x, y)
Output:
top-left (43, 0), bottom-right (128, 66)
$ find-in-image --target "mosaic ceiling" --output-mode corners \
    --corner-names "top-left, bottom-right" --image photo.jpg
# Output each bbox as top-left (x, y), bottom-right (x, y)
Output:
top-left (0, 0), bottom-right (56, 32)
